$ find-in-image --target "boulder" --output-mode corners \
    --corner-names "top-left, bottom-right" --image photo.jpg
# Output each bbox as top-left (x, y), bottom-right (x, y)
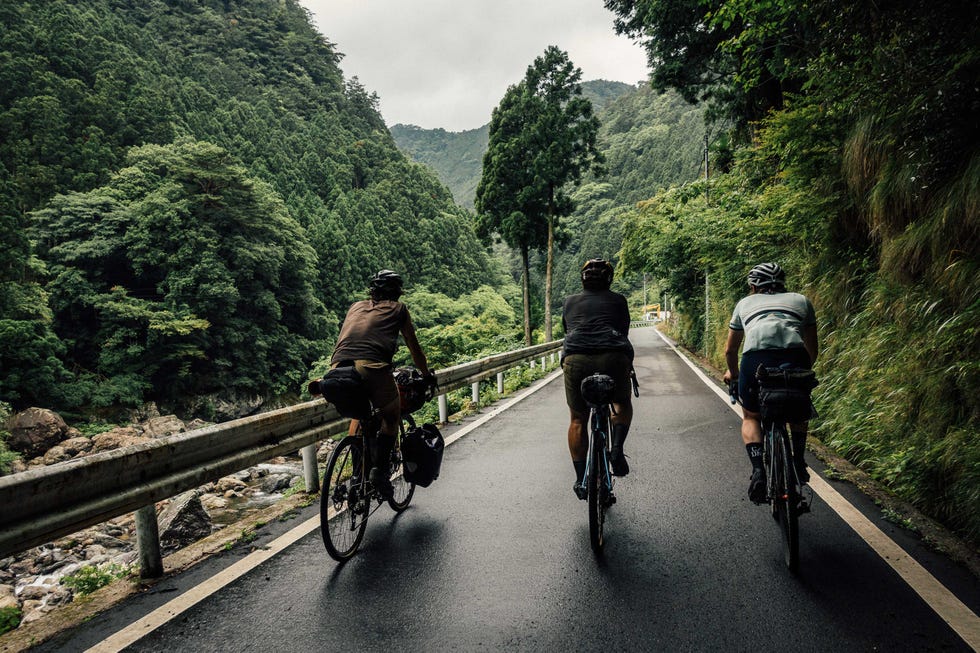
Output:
top-left (6, 408), bottom-right (69, 458)
top-left (42, 446), bottom-right (70, 465)
top-left (91, 428), bottom-right (150, 453)
top-left (158, 492), bottom-right (213, 553)
top-left (0, 584), bottom-right (17, 611)
top-left (143, 415), bottom-right (186, 439)
top-left (59, 437), bottom-right (94, 458)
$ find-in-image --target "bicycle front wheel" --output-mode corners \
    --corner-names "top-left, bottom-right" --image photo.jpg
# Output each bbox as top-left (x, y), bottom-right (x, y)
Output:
top-left (387, 441), bottom-right (415, 512)
top-left (321, 436), bottom-right (369, 561)
top-left (588, 430), bottom-right (606, 554)
top-left (773, 429), bottom-right (800, 572)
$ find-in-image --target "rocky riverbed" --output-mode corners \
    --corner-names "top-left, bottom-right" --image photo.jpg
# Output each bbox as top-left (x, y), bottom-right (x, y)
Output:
top-left (0, 406), bottom-right (334, 632)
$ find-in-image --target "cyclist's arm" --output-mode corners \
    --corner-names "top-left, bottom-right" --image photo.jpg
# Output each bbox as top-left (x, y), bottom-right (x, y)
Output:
top-left (803, 324), bottom-right (818, 365)
top-left (400, 311), bottom-right (429, 375)
top-left (724, 328), bottom-right (743, 383)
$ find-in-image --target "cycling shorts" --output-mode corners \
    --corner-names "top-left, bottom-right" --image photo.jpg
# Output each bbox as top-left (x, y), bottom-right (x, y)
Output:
top-left (562, 352), bottom-right (632, 415)
top-left (738, 348), bottom-right (812, 414)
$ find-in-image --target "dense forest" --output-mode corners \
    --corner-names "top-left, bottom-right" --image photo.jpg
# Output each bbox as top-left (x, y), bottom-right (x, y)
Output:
top-left (0, 0), bottom-right (520, 421)
top-left (606, 0), bottom-right (979, 541)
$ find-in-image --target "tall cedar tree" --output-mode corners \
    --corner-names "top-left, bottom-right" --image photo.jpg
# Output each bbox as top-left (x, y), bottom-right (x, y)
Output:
top-left (476, 47), bottom-right (603, 343)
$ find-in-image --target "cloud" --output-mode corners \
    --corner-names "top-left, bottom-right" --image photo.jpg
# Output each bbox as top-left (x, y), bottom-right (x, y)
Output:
top-left (302, 0), bottom-right (648, 131)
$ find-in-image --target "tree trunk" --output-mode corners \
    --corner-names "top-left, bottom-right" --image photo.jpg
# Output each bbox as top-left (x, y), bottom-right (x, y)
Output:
top-left (521, 246), bottom-right (532, 346)
top-left (545, 210), bottom-right (554, 341)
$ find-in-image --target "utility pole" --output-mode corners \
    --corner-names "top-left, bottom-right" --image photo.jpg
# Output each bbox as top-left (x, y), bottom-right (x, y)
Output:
top-left (643, 273), bottom-right (648, 315)
top-left (704, 272), bottom-right (710, 357)
top-left (704, 132), bottom-right (710, 204)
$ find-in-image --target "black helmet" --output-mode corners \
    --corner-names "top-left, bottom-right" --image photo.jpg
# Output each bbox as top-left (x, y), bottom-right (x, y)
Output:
top-left (581, 258), bottom-right (614, 289)
top-left (747, 262), bottom-right (785, 290)
top-left (369, 269), bottom-right (403, 299)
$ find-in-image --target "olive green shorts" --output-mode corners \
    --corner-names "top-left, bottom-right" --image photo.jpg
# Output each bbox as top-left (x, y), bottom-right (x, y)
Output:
top-left (562, 352), bottom-right (632, 415)
top-left (332, 360), bottom-right (399, 411)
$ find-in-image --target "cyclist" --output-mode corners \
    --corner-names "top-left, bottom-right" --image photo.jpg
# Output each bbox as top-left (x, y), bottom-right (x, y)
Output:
top-left (561, 258), bottom-right (635, 500)
top-left (722, 262), bottom-right (818, 503)
top-left (329, 270), bottom-right (432, 499)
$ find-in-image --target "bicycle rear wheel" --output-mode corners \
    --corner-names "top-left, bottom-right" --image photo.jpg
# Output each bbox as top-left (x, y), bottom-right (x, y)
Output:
top-left (387, 439), bottom-right (415, 512)
top-left (772, 428), bottom-right (800, 572)
top-left (588, 428), bottom-right (606, 554)
top-left (321, 436), bottom-right (369, 561)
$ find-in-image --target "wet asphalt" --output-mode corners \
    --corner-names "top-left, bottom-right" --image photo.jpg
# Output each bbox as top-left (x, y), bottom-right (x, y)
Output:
top-left (40, 327), bottom-right (978, 652)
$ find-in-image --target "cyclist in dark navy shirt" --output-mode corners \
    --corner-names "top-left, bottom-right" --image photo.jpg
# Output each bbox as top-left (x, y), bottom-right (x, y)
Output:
top-left (561, 259), bottom-right (635, 500)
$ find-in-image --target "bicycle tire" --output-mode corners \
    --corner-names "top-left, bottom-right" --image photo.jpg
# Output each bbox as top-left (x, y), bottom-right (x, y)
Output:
top-left (588, 417), bottom-right (606, 554)
top-left (387, 438), bottom-right (415, 512)
top-left (773, 428), bottom-right (800, 572)
top-left (321, 436), bottom-right (369, 561)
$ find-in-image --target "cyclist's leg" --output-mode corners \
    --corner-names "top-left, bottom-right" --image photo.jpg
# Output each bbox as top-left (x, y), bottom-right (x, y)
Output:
top-left (608, 352), bottom-right (634, 476)
top-left (738, 351), bottom-right (767, 502)
top-left (563, 355), bottom-right (591, 498)
top-left (355, 361), bottom-right (400, 499)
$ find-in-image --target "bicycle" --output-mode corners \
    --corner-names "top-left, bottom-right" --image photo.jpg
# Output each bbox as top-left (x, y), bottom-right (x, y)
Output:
top-left (580, 369), bottom-right (639, 554)
top-left (320, 408), bottom-right (417, 561)
top-left (729, 368), bottom-right (815, 572)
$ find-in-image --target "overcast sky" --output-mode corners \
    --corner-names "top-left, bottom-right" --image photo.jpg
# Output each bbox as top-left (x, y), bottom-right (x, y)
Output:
top-left (300, 0), bottom-right (650, 132)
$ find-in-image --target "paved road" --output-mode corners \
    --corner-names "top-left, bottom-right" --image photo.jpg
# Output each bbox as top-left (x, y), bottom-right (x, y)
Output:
top-left (43, 327), bottom-right (979, 652)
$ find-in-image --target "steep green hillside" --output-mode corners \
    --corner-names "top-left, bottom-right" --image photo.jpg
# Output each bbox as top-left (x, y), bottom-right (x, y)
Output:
top-left (391, 80), bottom-right (637, 209)
top-left (0, 0), bottom-right (505, 413)
top-left (389, 124), bottom-right (489, 210)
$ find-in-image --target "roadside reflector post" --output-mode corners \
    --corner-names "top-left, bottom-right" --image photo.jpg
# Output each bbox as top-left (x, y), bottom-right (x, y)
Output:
top-left (438, 394), bottom-right (448, 423)
top-left (301, 444), bottom-right (319, 494)
top-left (135, 504), bottom-right (163, 579)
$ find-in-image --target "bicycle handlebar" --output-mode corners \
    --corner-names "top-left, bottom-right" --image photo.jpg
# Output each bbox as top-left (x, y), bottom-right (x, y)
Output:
top-left (727, 379), bottom-right (739, 405)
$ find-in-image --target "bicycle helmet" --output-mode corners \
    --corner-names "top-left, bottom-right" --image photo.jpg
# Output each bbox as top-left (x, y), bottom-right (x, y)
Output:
top-left (369, 269), bottom-right (403, 299)
top-left (747, 262), bottom-right (785, 291)
top-left (581, 258), bottom-right (614, 290)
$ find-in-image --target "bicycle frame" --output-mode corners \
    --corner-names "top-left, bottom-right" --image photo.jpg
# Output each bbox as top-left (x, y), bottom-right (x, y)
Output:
top-left (585, 404), bottom-right (614, 500)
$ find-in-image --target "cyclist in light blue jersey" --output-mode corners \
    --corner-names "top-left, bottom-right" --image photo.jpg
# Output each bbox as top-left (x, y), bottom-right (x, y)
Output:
top-left (722, 263), bottom-right (818, 503)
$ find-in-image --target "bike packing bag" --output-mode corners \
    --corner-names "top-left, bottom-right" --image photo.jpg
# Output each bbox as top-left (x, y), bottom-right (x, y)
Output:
top-left (401, 423), bottom-right (444, 487)
top-left (313, 363), bottom-right (371, 419)
top-left (580, 373), bottom-right (616, 407)
top-left (756, 365), bottom-right (819, 423)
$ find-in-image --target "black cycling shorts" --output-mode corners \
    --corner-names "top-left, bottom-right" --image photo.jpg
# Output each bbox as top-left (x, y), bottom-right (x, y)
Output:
top-left (738, 348), bottom-right (811, 414)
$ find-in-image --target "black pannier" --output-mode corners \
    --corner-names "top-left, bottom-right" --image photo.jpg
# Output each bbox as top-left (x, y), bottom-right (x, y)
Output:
top-left (401, 423), bottom-right (444, 487)
top-left (756, 365), bottom-right (819, 423)
top-left (308, 363), bottom-right (371, 419)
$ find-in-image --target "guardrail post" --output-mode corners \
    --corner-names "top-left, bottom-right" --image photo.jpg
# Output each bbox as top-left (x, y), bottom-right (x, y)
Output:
top-left (530, 359), bottom-right (535, 370)
top-left (135, 504), bottom-right (163, 578)
top-left (497, 371), bottom-right (504, 394)
top-left (540, 356), bottom-right (546, 370)
top-left (471, 381), bottom-right (480, 405)
top-left (438, 394), bottom-right (448, 423)
top-left (301, 444), bottom-right (319, 493)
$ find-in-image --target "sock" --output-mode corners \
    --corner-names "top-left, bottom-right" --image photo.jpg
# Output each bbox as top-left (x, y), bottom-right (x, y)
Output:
top-left (573, 459), bottom-right (586, 483)
top-left (612, 423), bottom-right (628, 452)
top-left (746, 443), bottom-right (764, 471)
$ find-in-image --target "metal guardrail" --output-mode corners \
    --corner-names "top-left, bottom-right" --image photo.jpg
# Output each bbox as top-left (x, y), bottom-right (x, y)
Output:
top-left (0, 340), bottom-right (563, 571)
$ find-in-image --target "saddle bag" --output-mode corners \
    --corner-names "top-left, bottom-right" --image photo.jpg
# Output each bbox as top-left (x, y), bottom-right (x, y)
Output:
top-left (401, 423), bottom-right (444, 487)
top-left (309, 363), bottom-right (371, 419)
top-left (756, 365), bottom-right (819, 423)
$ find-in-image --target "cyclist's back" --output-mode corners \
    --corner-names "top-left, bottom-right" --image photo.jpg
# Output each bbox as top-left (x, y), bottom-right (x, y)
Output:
top-left (561, 259), bottom-right (635, 498)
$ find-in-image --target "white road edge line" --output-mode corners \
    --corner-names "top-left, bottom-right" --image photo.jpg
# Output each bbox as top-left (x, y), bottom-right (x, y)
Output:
top-left (86, 367), bottom-right (565, 653)
top-left (653, 327), bottom-right (980, 650)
